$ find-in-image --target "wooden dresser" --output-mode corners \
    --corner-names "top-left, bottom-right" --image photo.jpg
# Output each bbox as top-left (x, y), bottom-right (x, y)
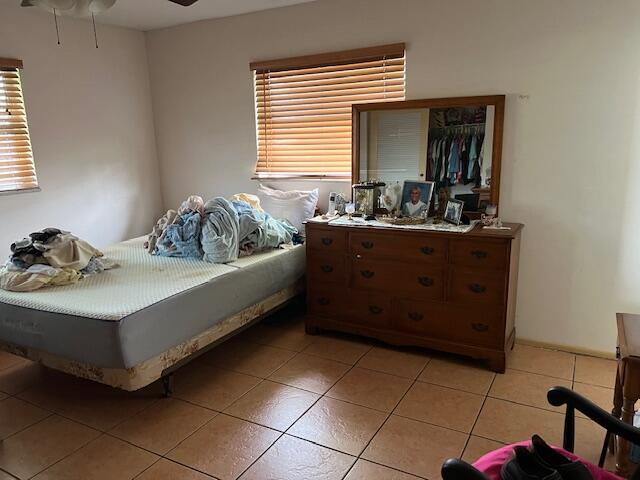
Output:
top-left (305, 221), bottom-right (523, 372)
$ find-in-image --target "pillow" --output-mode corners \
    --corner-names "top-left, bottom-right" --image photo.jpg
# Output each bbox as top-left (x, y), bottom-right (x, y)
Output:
top-left (257, 184), bottom-right (319, 234)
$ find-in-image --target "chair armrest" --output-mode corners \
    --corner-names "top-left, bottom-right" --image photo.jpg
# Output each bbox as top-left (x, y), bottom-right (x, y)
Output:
top-left (441, 458), bottom-right (490, 480)
top-left (548, 386), bottom-right (640, 448)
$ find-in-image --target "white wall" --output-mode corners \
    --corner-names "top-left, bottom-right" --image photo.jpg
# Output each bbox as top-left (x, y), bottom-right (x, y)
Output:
top-left (145, 0), bottom-right (640, 354)
top-left (0, 5), bottom-right (162, 253)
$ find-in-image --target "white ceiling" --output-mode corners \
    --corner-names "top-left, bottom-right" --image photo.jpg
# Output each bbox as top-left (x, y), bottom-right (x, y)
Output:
top-left (92, 0), bottom-right (317, 31)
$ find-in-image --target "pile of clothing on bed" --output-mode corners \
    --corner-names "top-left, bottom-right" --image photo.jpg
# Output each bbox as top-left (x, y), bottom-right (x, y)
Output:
top-left (0, 228), bottom-right (117, 292)
top-left (145, 194), bottom-right (300, 263)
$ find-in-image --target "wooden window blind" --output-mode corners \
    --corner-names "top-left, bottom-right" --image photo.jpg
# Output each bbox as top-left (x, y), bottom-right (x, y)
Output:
top-left (0, 58), bottom-right (38, 193)
top-left (251, 43), bottom-right (406, 179)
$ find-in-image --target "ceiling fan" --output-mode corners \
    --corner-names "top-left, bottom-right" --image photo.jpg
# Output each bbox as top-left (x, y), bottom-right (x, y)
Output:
top-left (20, 0), bottom-right (200, 16)
top-left (20, 0), bottom-right (200, 47)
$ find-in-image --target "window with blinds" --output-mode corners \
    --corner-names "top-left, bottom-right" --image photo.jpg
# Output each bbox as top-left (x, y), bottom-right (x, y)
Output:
top-left (0, 58), bottom-right (38, 193)
top-left (251, 43), bottom-right (405, 179)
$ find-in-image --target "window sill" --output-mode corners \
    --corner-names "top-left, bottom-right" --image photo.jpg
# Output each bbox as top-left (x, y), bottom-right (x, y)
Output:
top-left (251, 175), bottom-right (351, 182)
top-left (0, 187), bottom-right (41, 197)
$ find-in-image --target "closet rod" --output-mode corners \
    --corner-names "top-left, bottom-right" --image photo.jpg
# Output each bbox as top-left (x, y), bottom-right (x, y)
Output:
top-left (430, 122), bottom-right (486, 129)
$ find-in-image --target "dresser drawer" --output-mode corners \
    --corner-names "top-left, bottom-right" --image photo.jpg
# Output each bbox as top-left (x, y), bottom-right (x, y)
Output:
top-left (449, 239), bottom-right (508, 269)
top-left (307, 227), bottom-right (346, 252)
top-left (347, 291), bottom-right (392, 328)
top-left (351, 259), bottom-right (444, 300)
top-left (307, 253), bottom-right (345, 285)
top-left (394, 299), bottom-right (503, 347)
top-left (449, 267), bottom-right (506, 305)
top-left (350, 232), bottom-right (446, 263)
top-left (307, 288), bottom-right (342, 317)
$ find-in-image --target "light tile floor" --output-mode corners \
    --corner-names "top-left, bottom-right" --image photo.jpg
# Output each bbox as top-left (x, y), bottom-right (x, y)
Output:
top-left (0, 310), bottom-right (619, 480)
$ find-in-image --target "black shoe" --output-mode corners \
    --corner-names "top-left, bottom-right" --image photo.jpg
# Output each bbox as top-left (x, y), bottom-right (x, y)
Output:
top-left (530, 435), bottom-right (593, 480)
top-left (501, 445), bottom-right (563, 480)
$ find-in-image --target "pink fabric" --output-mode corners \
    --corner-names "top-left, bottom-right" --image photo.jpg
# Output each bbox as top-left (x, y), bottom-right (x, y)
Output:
top-left (472, 441), bottom-right (623, 480)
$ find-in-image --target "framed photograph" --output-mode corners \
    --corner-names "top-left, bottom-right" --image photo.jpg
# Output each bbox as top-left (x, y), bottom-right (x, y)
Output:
top-left (454, 193), bottom-right (480, 212)
top-left (400, 180), bottom-right (434, 217)
top-left (444, 198), bottom-right (465, 225)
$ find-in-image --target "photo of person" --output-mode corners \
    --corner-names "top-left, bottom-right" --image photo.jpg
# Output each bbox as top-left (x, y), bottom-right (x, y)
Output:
top-left (400, 181), bottom-right (434, 217)
top-left (444, 198), bottom-right (465, 225)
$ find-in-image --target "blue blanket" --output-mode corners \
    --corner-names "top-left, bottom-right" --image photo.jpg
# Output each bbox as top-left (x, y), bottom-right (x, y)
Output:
top-left (154, 211), bottom-right (203, 258)
top-left (200, 197), bottom-right (297, 263)
top-left (201, 198), bottom-right (240, 263)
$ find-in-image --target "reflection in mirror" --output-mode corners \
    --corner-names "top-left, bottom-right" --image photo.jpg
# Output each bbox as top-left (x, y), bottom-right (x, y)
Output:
top-left (425, 105), bottom-right (494, 210)
top-left (359, 109), bottom-right (428, 184)
top-left (356, 98), bottom-right (501, 215)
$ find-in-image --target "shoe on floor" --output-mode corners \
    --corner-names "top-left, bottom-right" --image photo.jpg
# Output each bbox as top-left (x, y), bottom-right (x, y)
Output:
top-left (531, 435), bottom-right (593, 480)
top-left (501, 445), bottom-right (563, 480)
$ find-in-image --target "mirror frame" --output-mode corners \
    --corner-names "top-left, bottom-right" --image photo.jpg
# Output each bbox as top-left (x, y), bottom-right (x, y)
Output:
top-left (352, 95), bottom-right (506, 209)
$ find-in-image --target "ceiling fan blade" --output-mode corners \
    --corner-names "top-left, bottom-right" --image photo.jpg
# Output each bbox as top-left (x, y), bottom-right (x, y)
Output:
top-left (21, 0), bottom-right (35, 6)
top-left (168, 0), bottom-right (199, 5)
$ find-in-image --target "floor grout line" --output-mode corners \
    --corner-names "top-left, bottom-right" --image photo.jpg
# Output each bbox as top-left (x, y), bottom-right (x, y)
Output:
top-left (21, 429), bottom-right (105, 480)
top-left (131, 457), bottom-right (164, 480)
top-left (339, 357), bottom-right (436, 480)
top-left (0, 326), bottom-right (620, 479)
top-left (233, 355), bottom-right (359, 479)
top-left (462, 372), bottom-right (498, 458)
top-left (340, 366), bottom-right (419, 479)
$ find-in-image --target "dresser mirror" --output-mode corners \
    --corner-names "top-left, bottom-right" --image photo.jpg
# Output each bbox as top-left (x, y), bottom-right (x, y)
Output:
top-left (353, 95), bottom-right (505, 214)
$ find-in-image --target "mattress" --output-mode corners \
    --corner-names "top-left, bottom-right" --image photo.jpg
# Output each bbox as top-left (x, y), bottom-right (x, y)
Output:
top-left (0, 238), bottom-right (305, 369)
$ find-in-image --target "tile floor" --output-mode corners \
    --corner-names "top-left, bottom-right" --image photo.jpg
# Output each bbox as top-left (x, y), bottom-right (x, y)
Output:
top-left (0, 308), bottom-right (619, 479)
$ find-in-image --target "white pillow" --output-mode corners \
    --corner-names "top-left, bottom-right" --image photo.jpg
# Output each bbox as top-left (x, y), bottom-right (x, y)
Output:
top-left (257, 184), bottom-right (319, 234)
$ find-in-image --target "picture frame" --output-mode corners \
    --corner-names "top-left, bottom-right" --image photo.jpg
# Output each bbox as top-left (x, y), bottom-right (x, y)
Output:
top-left (444, 198), bottom-right (465, 225)
top-left (400, 180), bottom-right (434, 218)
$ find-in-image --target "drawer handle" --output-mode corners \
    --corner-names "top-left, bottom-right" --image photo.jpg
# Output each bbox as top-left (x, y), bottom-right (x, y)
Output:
top-left (320, 265), bottom-right (334, 273)
top-left (321, 237), bottom-right (333, 246)
top-left (472, 322), bottom-right (489, 332)
top-left (408, 312), bottom-right (424, 321)
top-left (361, 241), bottom-right (374, 249)
top-left (369, 305), bottom-right (383, 315)
top-left (317, 297), bottom-right (330, 306)
top-left (417, 276), bottom-right (434, 287)
top-left (469, 283), bottom-right (487, 294)
top-left (360, 270), bottom-right (375, 279)
top-left (420, 246), bottom-right (435, 255)
top-left (471, 250), bottom-right (488, 259)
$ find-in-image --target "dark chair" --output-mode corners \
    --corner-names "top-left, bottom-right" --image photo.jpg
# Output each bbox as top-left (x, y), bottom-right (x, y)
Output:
top-left (442, 386), bottom-right (640, 480)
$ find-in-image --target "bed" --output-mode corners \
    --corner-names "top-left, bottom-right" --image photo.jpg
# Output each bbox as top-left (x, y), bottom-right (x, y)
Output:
top-left (0, 237), bottom-right (305, 392)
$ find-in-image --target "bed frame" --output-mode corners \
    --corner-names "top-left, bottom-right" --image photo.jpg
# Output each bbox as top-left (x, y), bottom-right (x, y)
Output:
top-left (0, 281), bottom-right (304, 396)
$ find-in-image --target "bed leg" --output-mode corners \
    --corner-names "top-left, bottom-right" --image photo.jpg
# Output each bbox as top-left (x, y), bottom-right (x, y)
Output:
top-left (162, 373), bottom-right (174, 398)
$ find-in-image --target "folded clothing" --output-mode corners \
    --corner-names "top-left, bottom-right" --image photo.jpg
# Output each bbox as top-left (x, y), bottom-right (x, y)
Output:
top-left (230, 193), bottom-right (264, 212)
top-left (43, 235), bottom-right (103, 270)
top-left (1, 228), bottom-right (117, 292)
top-left (0, 264), bottom-right (82, 292)
top-left (9, 228), bottom-right (61, 269)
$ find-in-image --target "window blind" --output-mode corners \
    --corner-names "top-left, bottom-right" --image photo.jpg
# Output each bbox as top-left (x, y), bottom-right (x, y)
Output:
top-left (251, 44), bottom-right (406, 179)
top-left (0, 58), bottom-right (38, 193)
top-left (375, 110), bottom-right (424, 183)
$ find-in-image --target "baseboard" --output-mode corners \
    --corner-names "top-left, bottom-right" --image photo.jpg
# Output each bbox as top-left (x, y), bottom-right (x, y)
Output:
top-left (515, 337), bottom-right (616, 360)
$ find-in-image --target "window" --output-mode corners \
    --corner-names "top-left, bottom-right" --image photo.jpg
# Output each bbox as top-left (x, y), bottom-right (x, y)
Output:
top-left (251, 43), bottom-right (405, 179)
top-left (0, 58), bottom-right (38, 193)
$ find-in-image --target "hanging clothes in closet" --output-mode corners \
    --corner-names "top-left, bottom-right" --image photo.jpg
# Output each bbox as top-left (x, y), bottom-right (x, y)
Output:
top-left (427, 126), bottom-right (485, 189)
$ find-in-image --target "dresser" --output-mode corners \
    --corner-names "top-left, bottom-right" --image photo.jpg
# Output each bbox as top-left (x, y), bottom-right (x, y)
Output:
top-left (305, 221), bottom-right (523, 372)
